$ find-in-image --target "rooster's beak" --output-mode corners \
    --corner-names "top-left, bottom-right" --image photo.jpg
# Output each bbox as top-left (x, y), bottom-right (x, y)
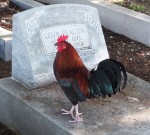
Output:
top-left (54, 43), bottom-right (58, 46)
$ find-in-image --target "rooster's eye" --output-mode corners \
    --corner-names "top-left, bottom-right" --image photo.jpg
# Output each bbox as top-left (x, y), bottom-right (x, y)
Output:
top-left (63, 44), bottom-right (66, 49)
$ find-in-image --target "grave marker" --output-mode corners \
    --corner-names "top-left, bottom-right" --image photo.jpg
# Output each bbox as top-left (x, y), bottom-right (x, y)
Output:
top-left (12, 4), bottom-right (109, 89)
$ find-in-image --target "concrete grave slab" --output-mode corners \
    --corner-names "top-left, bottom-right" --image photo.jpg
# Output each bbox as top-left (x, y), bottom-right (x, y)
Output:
top-left (0, 75), bottom-right (150, 135)
top-left (10, 0), bottom-right (44, 10)
top-left (12, 4), bottom-right (109, 89)
top-left (0, 27), bottom-right (12, 61)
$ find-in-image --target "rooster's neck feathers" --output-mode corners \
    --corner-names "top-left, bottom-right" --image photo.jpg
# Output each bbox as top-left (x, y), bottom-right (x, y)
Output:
top-left (55, 41), bottom-right (88, 79)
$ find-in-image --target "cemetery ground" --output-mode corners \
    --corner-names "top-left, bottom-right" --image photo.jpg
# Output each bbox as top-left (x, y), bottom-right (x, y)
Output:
top-left (0, 0), bottom-right (150, 135)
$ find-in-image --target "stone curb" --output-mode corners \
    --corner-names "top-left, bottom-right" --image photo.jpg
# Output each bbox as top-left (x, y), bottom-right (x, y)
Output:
top-left (10, 0), bottom-right (44, 10)
top-left (94, 2), bottom-right (150, 47)
top-left (0, 27), bottom-right (12, 61)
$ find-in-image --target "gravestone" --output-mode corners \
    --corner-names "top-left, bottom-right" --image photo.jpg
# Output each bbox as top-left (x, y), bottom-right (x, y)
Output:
top-left (12, 4), bottom-right (109, 89)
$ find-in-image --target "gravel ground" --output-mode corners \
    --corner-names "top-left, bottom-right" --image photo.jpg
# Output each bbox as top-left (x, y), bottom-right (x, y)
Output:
top-left (0, 122), bottom-right (18, 135)
top-left (0, 0), bottom-right (20, 31)
top-left (0, 60), bottom-right (11, 79)
top-left (104, 28), bottom-right (150, 83)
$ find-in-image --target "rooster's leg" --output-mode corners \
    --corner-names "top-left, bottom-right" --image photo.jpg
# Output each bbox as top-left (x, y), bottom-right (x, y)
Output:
top-left (61, 106), bottom-right (75, 119)
top-left (69, 104), bottom-right (83, 122)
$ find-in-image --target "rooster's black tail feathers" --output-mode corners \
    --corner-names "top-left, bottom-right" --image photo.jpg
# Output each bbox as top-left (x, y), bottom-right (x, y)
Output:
top-left (89, 59), bottom-right (127, 98)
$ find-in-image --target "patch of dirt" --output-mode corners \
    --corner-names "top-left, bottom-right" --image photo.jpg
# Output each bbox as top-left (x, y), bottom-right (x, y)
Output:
top-left (103, 27), bottom-right (150, 82)
top-left (0, 122), bottom-right (18, 135)
top-left (0, 0), bottom-right (21, 31)
top-left (0, 59), bottom-right (11, 79)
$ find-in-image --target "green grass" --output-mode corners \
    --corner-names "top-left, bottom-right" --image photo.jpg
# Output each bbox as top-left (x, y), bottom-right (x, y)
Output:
top-left (115, 0), bottom-right (146, 13)
top-left (130, 4), bottom-right (145, 12)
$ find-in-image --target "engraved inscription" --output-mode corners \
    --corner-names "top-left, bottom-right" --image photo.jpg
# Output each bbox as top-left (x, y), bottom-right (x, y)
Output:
top-left (40, 24), bottom-right (91, 55)
top-left (47, 48), bottom-right (96, 63)
top-left (79, 11), bottom-right (95, 24)
top-left (78, 48), bottom-right (95, 62)
top-left (78, 48), bottom-right (95, 56)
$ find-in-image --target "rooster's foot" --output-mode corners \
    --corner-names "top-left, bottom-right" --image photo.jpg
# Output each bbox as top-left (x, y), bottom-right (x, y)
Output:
top-left (69, 113), bottom-right (83, 122)
top-left (61, 106), bottom-right (75, 119)
top-left (69, 104), bottom-right (83, 122)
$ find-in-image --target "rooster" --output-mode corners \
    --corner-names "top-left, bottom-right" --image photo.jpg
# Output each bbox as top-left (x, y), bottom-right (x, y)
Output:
top-left (53, 35), bottom-right (127, 122)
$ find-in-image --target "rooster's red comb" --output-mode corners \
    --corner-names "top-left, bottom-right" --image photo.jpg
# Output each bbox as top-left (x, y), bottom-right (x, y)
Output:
top-left (57, 35), bottom-right (68, 43)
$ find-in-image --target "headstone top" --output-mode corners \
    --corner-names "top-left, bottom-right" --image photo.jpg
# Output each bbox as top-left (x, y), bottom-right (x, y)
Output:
top-left (12, 4), bottom-right (109, 89)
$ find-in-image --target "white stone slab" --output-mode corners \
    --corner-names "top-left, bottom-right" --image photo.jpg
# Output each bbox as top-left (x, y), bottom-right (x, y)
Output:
top-left (12, 4), bottom-right (109, 89)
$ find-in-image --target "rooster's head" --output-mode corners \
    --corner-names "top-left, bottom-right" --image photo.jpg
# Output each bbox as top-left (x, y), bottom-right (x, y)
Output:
top-left (55, 35), bottom-right (68, 52)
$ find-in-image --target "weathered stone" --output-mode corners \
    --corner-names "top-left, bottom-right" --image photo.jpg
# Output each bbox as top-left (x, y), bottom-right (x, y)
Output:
top-left (0, 27), bottom-right (12, 61)
top-left (12, 4), bottom-right (109, 89)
